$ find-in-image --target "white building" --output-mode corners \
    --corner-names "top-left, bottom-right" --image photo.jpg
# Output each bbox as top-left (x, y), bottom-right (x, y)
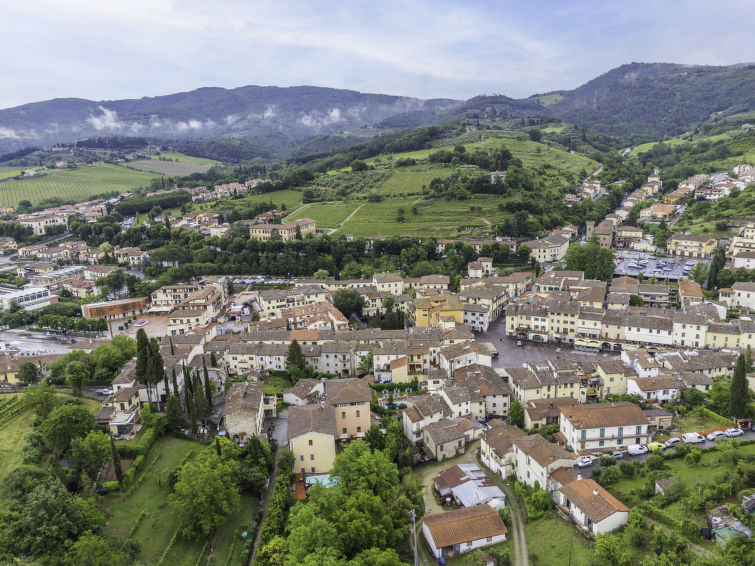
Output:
top-left (0, 285), bottom-right (52, 311)
top-left (559, 402), bottom-right (650, 454)
top-left (512, 434), bottom-right (575, 489)
top-left (557, 477), bottom-right (629, 535)
top-left (422, 504), bottom-right (507, 558)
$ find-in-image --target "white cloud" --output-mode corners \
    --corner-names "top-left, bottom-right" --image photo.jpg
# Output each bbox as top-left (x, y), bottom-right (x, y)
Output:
top-left (86, 106), bottom-right (123, 131)
top-left (263, 105), bottom-right (277, 119)
top-left (0, 127), bottom-right (19, 138)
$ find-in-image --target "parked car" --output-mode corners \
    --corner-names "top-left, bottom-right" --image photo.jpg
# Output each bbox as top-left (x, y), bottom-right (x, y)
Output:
top-left (706, 430), bottom-right (726, 441)
top-left (725, 428), bottom-right (744, 437)
top-left (626, 444), bottom-right (648, 455)
top-left (611, 451), bottom-right (623, 459)
top-left (576, 456), bottom-right (593, 468)
top-left (664, 438), bottom-right (682, 448)
top-left (682, 432), bottom-right (705, 444)
top-left (98, 388), bottom-right (113, 396)
top-left (647, 441), bottom-right (666, 451)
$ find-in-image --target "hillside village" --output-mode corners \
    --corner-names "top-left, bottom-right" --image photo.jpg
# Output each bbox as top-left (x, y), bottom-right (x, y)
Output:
top-left (1, 153), bottom-right (755, 565)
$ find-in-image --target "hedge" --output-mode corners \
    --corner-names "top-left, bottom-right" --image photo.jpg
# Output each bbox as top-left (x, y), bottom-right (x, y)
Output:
top-left (698, 407), bottom-right (733, 426)
top-left (256, 451), bottom-right (294, 556)
top-left (156, 527), bottom-right (181, 566)
top-left (102, 481), bottom-right (121, 492)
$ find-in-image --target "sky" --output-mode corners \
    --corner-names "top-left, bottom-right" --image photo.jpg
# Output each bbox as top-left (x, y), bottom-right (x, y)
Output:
top-left (2, 0), bottom-right (754, 109)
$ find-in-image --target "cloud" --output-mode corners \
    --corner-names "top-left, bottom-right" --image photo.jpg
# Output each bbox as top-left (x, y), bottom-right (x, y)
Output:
top-left (298, 107), bottom-right (344, 128)
top-left (263, 105), bottom-right (277, 119)
top-left (86, 106), bottom-right (123, 131)
top-left (0, 127), bottom-right (19, 139)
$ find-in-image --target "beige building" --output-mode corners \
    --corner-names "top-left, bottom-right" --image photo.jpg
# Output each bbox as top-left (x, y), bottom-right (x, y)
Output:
top-left (326, 378), bottom-right (371, 441)
top-left (248, 217), bottom-right (315, 242)
top-left (523, 234), bottom-right (569, 263)
top-left (666, 233), bottom-right (717, 259)
top-left (221, 382), bottom-right (266, 441)
top-left (287, 405), bottom-right (337, 474)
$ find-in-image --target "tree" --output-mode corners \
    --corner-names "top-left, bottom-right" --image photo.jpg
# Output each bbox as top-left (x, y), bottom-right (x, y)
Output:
top-left (165, 394), bottom-right (184, 431)
top-left (40, 403), bottom-right (94, 457)
top-left (564, 238), bottom-right (616, 281)
top-left (381, 295), bottom-right (395, 314)
top-left (172, 367), bottom-right (179, 397)
top-left (710, 378), bottom-right (732, 416)
top-left (332, 289), bottom-right (363, 320)
top-left (730, 354), bottom-right (751, 419)
top-left (358, 349), bottom-right (373, 376)
top-left (257, 535), bottom-right (289, 566)
top-left (17, 360), bottom-right (40, 384)
top-left (203, 358), bottom-right (213, 407)
top-left (682, 387), bottom-right (706, 407)
top-left (597, 465), bottom-right (621, 486)
top-left (364, 424), bottom-right (385, 452)
top-left (65, 532), bottom-right (128, 566)
top-left (689, 263), bottom-right (709, 285)
top-left (23, 381), bottom-right (56, 417)
top-left (110, 435), bottom-right (123, 486)
top-left (66, 360), bottom-right (89, 396)
top-left (508, 399), bottom-right (524, 428)
top-left (135, 329), bottom-right (150, 402)
top-left (629, 294), bottom-right (643, 307)
top-left (210, 352), bottom-right (218, 368)
top-left (169, 450), bottom-right (240, 539)
top-left (287, 339), bottom-right (306, 372)
top-left (330, 440), bottom-right (400, 501)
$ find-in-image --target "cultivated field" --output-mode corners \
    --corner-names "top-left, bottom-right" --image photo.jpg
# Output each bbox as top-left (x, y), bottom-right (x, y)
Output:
top-left (338, 195), bottom-right (509, 237)
top-left (0, 163), bottom-right (157, 207)
top-left (125, 151), bottom-right (220, 176)
top-left (375, 167), bottom-right (450, 196)
top-left (234, 189), bottom-right (303, 211)
top-left (289, 201), bottom-right (362, 228)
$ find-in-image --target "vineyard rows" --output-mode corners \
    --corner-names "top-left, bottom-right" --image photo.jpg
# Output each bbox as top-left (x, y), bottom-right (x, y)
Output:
top-left (376, 168), bottom-right (448, 195)
top-left (0, 396), bottom-right (23, 426)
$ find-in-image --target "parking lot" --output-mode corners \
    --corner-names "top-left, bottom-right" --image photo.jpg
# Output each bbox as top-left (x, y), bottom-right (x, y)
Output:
top-left (576, 428), bottom-right (755, 479)
top-left (614, 251), bottom-right (710, 281)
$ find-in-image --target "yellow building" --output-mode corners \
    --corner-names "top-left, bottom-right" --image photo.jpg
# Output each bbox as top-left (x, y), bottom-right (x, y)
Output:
top-left (287, 405), bottom-right (337, 474)
top-left (666, 234), bottom-right (717, 259)
top-left (248, 217), bottom-right (315, 242)
top-left (326, 378), bottom-right (371, 441)
top-left (523, 235), bottom-right (569, 263)
top-left (414, 294), bottom-right (464, 328)
top-left (390, 356), bottom-right (411, 383)
top-left (704, 323), bottom-right (741, 350)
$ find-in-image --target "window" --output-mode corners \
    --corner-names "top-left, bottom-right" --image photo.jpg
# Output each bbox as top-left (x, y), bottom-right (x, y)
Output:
top-left (308, 439), bottom-right (313, 446)
top-left (341, 411), bottom-right (346, 419)
top-left (300, 455), bottom-right (304, 461)
top-left (636, 425), bottom-right (642, 435)
top-left (342, 428), bottom-right (347, 434)
top-left (600, 428), bottom-right (605, 438)
top-left (357, 427), bottom-right (361, 433)
top-left (618, 426), bottom-right (623, 437)
top-left (356, 410), bottom-right (360, 418)
top-left (311, 467), bottom-right (316, 473)
top-left (310, 454), bottom-right (314, 460)
top-left (599, 440), bottom-right (604, 447)
top-left (581, 430), bottom-right (586, 440)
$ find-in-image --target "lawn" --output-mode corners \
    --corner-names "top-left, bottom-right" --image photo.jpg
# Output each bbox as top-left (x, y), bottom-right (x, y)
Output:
top-left (674, 414), bottom-right (730, 435)
top-left (125, 160), bottom-right (213, 176)
top-left (0, 162), bottom-right (157, 207)
top-left (205, 494), bottom-right (258, 566)
top-left (263, 374), bottom-right (291, 395)
top-left (0, 409), bottom-right (36, 502)
top-left (103, 436), bottom-right (201, 564)
top-left (524, 512), bottom-right (594, 566)
top-left (288, 201), bottom-right (362, 229)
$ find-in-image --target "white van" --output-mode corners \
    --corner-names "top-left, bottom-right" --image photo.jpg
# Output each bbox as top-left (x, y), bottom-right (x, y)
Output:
top-left (682, 432), bottom-right (705, 444)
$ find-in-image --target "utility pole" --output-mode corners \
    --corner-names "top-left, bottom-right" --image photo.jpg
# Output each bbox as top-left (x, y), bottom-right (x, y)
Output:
top-left (410, 508), bottom-right (418, 566)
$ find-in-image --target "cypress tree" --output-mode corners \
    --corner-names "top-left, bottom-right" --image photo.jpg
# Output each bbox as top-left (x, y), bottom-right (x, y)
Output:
top-left (210, 352), bottom-right (217, 368)
top-left (172, 367), bottom-right (179, 397)
top-left (190, 395), bottom-right (198, 437)
top-left (184, 381), bottom-right (191, 412)
top-left (183, 364), bottom-right (192, 395)
top-left (730, 354), bottom-right (750, 419)
top-left (287, 339), bottom-right (305, 371)
top-left (215, 437), bottom-right (221, 457)
top-left (169, 337), bottom-right (175, 355)
top-left (135, 329), bottom-right (150, 402)
top-left (110, 435), bottom-right (123, 486)
top-left (203, 357), bottom-right (213, 406)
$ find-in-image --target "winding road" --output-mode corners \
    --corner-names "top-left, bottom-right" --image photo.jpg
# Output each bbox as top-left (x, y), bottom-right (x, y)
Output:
top-left (497, 481), bottom-right (528, 566)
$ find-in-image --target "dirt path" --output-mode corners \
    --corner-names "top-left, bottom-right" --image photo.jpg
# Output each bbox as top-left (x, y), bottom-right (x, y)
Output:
top-left (282, 203), bottom-right (312, 222)
top-left (497, 481), bottom-right (528, 566)
top-left (588, 163), bottom-right (603, 179)
top-left (329, 203), bottom-right (363, 234)
top-left (248, 446), bottom-right (281, 566)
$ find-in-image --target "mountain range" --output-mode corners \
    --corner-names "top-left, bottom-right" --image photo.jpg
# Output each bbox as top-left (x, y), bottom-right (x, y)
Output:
top-left (0, 62), bottom-right (753, 155)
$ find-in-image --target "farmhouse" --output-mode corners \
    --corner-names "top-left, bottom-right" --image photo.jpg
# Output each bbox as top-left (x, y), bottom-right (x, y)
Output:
top-left (556, 477), bottom-right (629, 535)
top-left (422, 504), bottom-right (507, 558)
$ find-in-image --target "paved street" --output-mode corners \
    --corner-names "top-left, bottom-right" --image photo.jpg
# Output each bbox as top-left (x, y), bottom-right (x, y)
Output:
top-left (477, 319), bottom-right (620, 368)
top-left (0, 329), bottom-right (81, 356)
top-left (575, 429), bottom-right (755, 479)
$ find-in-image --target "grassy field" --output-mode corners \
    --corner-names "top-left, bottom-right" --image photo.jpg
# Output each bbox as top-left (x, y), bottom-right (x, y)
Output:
top-left (233, 189), bottom-right (303, 211)
top-left (0, 162), bottom-right (157, 207)
top-left (525, 512), bottom-right (594, 566)
top-left (674, 414), bottom-right (730, 435)
top-left (156, 152), bottom-right (220, 166)
top-left (606, 442), bottom-right (755, 519)
top-left (338, 195), bottom-right (508, 237)
top-left (376, 167), bottom-right (449, 196)
top-left (0, 408), bottom-right (35, 502)
top-left (263, 374), bottom-right (291, 395)
top-left (125, 160), bottom-right (213, 176)
top-left (289, 201), bottom-right (362, 229)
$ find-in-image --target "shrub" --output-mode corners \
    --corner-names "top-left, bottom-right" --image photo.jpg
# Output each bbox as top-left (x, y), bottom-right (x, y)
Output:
top-left (619, 461), bottom-right (636, 477)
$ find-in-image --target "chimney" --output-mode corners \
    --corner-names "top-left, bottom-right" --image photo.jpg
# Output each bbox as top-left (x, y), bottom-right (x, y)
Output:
top-left (577, 473), bottom-right (582, 480)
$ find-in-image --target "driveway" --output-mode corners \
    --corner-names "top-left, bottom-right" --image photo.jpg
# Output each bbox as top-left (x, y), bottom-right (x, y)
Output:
top-left (266, 416), bottom-right (287, 445)
top-left (415, 440), bottom-right (480, 515)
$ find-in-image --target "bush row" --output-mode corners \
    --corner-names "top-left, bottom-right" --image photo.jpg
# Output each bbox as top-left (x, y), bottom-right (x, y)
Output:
top-left (256, 451), bottom-right (295, 555)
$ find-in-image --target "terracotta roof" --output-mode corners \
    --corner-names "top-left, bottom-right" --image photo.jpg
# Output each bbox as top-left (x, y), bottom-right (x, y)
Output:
top-left (286, 404), bottom-right (336, 441)
top-left (325, 378), bottom-right (371, 405)
top-left (481, 421), bottom-right (527, 455)
top-left (550, 467), bottom-right (579, 488)
top-left (560, 402), bottom-right (650, 429)
top-left (559, 478), bottom-right (629, 523)
top-left (423, 504), bottom-right (507, 548)
top-left (513, 434), bottom-right (574, 467)
top-left (222, 382), bottom-right (263, 417)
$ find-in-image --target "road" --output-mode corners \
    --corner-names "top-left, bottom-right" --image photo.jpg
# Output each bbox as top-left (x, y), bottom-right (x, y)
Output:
top-left (575, 429), bottom-right (755, 479)
top-left (497, 480), bottom-right (528, 566)
top-left (248, 446), bottom-right (281, 566)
